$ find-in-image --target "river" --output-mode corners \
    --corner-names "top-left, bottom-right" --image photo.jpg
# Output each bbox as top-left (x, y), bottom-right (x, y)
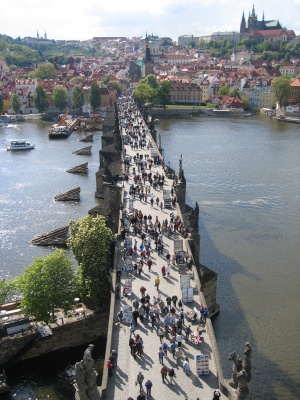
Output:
top-left (157, 113), bottom-right (300, 400)
top-left (0, 115), bottom-right (299, 399)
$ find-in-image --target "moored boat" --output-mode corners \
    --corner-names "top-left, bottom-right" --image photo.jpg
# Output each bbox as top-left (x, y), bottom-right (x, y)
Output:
top-left (202, 108), bottom-right (253, 117)
top-left (7, 139), bottom-right (35, 151)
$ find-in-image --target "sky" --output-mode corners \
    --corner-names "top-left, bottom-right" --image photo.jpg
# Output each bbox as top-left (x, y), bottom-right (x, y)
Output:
top-left (1, 0), bottom-right (299, 41)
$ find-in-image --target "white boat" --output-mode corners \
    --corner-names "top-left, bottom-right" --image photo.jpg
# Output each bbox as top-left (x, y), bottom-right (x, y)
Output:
top-left (7, 139), bottom-right (35, 151)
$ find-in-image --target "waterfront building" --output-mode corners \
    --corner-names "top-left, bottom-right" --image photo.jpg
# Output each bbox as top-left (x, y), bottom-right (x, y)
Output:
top-left (290, 77), bottom-right (300, 103)
top-left (169, 80), bottom-right (202, 103)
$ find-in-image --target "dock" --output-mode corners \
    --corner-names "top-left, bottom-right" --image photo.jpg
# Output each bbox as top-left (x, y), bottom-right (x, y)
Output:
top-left (101, 96), bottom-right (229, 400)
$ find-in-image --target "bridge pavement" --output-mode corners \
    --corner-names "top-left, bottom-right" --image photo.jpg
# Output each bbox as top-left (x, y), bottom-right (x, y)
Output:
top-left (105, 106), bottom-right (227, 400)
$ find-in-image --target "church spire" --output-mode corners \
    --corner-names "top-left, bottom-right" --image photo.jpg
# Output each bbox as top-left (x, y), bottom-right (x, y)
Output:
top-left (240, 11), bottom-right (246, 33)
top-left (251, 4), bottom-right (256, 17)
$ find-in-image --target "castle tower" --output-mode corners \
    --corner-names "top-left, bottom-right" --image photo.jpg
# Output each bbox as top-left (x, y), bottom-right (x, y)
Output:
top-left (44, 31), bottom-right (47, 40)
top-left (37, 31), bottom-right (39, 39)
top-left (248, 5), bottom-right (257, 30)
top-left (240, 11), bottom-right (246, 33)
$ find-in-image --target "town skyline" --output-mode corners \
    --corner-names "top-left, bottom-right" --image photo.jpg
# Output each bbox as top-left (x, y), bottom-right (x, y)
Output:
top-left (1, 0), bottom-right (300, 41)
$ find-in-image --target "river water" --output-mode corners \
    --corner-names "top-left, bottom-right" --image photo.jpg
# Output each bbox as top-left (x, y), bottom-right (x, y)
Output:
top-left (157, 114), bottom-right (300, 400)
top-left (0, 115), bottom-right (299, 399)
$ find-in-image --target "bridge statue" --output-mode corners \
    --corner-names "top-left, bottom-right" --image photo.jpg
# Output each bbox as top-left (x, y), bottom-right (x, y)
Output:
top-left (74, 344), bottom-right (100, 400)
top-left (229, 343), bottom-right (252, 399)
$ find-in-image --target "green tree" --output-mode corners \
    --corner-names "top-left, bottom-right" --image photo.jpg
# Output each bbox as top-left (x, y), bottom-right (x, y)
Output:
top-left (34, 85), bottom-right (48, 113)
top-left (229, 87), bottom-right (241, 98)
top-left (0, 278), bottom-right (18, 305)
top-left (0, 93), bottom-right (3, 114)
top-left (18, 250), bottom-right (75, 323)
top-left (110, 81), bottom-right (122, 95)
top-left (33, 63), bottom-right (57, 79)
top-left (241, 97), bottom-right (250, 110)
top-left (68, 215), bottom-right (114, 308)
top-left (198, 39), bottom-right (206, 49)
top-left (89, 81), bottom-right (102, 111)
top-left (134, 82), bottom-right (156, 105)
top-left (102, 74), bottom-right (111, 85)
top-left (156, 80), bottom-right (171, 108)
top-left (284, 52), bottom-right (291, 62)
top-left (52, 85), bottom-right (68, 111)
top-left (10, 93), bottom-right (21, 113)
top-left (142, 74), bottom-right (158, 89)
top-left (272, 76), bottom-right (291, 107)
top-left (72, 85), bottom-right (84, 108)
top-left (218, 85), bottom-right (230, 95)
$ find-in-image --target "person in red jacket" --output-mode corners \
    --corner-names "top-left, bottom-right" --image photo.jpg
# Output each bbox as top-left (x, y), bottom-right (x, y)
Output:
top-left (106, 360), bottom-right (113, 377)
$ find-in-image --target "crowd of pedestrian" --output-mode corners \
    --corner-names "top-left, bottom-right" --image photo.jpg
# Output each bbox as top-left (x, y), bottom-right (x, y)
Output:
top-left (106, 89), bottom-right (221, 400)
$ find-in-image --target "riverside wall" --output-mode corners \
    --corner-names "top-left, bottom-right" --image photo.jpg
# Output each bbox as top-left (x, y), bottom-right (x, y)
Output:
top-left (96, 101), bottom-right (237, 399)
top-left (0, 309), bottom-right (110, 367)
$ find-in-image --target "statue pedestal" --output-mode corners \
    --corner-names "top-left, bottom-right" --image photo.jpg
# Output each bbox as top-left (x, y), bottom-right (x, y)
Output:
top-left (74, 383), bottom-right (89, 400)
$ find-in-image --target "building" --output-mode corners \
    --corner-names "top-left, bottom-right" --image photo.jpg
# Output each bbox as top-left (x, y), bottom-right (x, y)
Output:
top-left (169, 81), bottom-right (202, 104)
top-left (178, 35), bottom-right (201, 46)
top-left (240, 6), bottom-right (295, 42)
top-left (290, 78), bottom-right (300, 103)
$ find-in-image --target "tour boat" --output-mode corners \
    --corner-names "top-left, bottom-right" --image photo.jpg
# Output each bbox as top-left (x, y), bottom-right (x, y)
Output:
top-left (7, 139), bottom-right (35, 151)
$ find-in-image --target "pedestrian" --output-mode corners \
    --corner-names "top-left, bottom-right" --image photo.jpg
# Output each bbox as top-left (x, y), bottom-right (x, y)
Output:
top-left (137, 260), bottom-right (143, 276)
top-left (140, 286), bottom-right (146, 297)
top-left (213, 389), bottom-right (221, 399)
top-left (161, 365), bottom-right (168, 383)
top-left (133, 299), bottom-right (139, 311)
top-left (133, 309), bottom-right (139, 325)
top-left (129, 337), bottom-right (135, 355)
top-left (158, 327), bottom-right (164, 343)
top-left (158, 348), bottom-right (164, 364)
top-left (107, 359), bottom-right (113, 376)
top-left (145, 380), bottom-right (153, 397)
top-left (170, 341), bottom-right (177, 358)
top-left (175, 348), bottom-right (183, 365)
top-left (139, 307), bottom-right (145, 323)
top-left (168, 367), bottom-right (175, 384)
top-left (172, 295), bottom-right (178, 308)
top-left (147, 259), bottom-right (152, 272)
top-left (151, 313), bottom-right (156, 329)
top-left (183, 357), bottom-right (190, 375)
top-left (179, 309), bottom-right (185, 324)
top-left (117, 310), bottom-right (123, 323)
top-left (136, 372), bottom-right (144, 392)
top-left (116, 267), bottom-right (122, 283)
top-left (160, 201), bottom-right (163, 210)
top-left (178, 299), bottom-right (183, 309)
top-left (166, 296), bottom-right (172, 307)
top-left (162, 341), bottom-right (168, 357)
top-left (166, 252), bottom-right (171, 264)
top-left (154, 276), bottom-right (160, 291)
top-left (166, 264), bottom-right (171, 277)
top-left (111, 349), bottom-right (118, 368)
top-left (185, 325), bottom-right (192, 342)
top-left (161, 265), bottom-right (166, 277)
top-left (176, 332), bottom-right (182, 348)
top-left (137, 394), bottom-right (146, 400)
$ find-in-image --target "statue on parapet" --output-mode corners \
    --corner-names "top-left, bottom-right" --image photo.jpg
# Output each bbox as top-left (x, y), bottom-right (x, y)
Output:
top-left (237, 369), bottom-right (250, 400)
top-left (229, 352), bottom-right (243, 388)
top-left (229, 343), bottom-right (252, 399)
top-left (74, 344), bottom-right (100, 400)
top-left (243, 342), bottom-right (252, 382)
top-left (178, 154), bottom-right (185, 182)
